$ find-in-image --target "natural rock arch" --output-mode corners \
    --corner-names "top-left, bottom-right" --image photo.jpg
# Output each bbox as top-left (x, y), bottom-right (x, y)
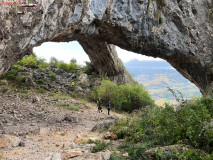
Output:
top-left (0, 0), bottom-right (212, 96)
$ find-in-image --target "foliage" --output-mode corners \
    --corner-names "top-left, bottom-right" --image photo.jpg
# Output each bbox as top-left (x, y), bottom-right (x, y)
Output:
top-left (0, 69), bottom-right (18, 80)
top-left (88, 140), bottom-right (108, 153)
top-left (111, 98), bottom-right (213, 159)
top-left (50, 57), bottom-right (80, 73)
top-left (56, 102), bottom-right (79, 111)
top-left (16, 54), bottom-right (49, 69)
top-left (83, 65), bottom-right (93, 75)
top-left (0, 54), bottom-right (83, 88)
top-left (163, 29), bottom-right (168, 34)
top-left (48, 71), bottom-right (56, 81)
top-left (159, 16), bottom-right (163, 24)
top-left (167, 87), bottom-right (184, 103)
top-left (92, 80), bottom-right (155, 112)
top-left (68, 105), bottom-right (79, 111)
top-left (36, 87), bottom-right (46, 93)
top-left (56, 102), bottom-right (67, 107)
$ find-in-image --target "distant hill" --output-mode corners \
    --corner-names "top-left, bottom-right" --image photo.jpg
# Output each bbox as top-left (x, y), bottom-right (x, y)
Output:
top-left (124, 59), bottom-right (201, 100)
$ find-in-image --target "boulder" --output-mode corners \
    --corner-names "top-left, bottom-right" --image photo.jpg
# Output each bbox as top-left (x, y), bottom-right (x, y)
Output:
top-left (91, 116), bottom-right (119, 132)
top-left (79, 74), bottom-right (90, 86)
top-left (32, 95), bottom-right (41, 103)
top-left (0, 135), bottom-right (21, 148)
top-left (64, 115), bottom-right (78, 123)
top-left (102, 150), bottom-right (111, 160)
top-left (45, 153), bottom-right (61, 160)
top-left (64, 148), bottom-right (83, 158)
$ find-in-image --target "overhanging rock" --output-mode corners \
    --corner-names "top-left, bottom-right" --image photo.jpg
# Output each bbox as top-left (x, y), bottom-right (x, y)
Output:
top-left (0, 0), bottom-right (212, 96)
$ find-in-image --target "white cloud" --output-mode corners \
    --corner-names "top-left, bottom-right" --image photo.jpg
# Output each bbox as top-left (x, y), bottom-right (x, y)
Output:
top-left (33, 42), bottom-right (163, 66)
top-left (116, 47), bottom-right (163, 63)
top-left (33, 42), bottom-right (90, 65)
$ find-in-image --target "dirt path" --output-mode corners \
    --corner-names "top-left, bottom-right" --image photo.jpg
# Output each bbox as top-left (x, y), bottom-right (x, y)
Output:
top-left (0, 91), bottom-right (124, 160)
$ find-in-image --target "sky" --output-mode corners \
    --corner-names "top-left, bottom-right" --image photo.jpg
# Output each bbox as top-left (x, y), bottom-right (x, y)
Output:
top-left (33, 41), bottom-right (163, 65)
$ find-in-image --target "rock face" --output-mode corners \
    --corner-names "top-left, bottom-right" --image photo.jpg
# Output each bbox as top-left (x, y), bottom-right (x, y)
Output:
top-left (0, 0), bottom-right (212, 95)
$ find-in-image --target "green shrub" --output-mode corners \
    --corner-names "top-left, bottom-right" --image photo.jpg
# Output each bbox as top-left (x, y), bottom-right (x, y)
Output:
top-left (17, 54), bottom-right (38, 68)
top-left (15, 75), bottom-right (26, 84)
top-left (38, 58), bottom-right (49, 69)
top-left (90, 140), bottom-right (108, 153)
top-left (112, 98), bottom-right (213, 159)
top-left (83, 65), bottom-right (93, 75)
top-left (92, 80), bottom-right (155, 112)
top-left (50, 57), bottom-right (80, 73)
top-left (48, 71), bottom-right (56, 81)
top-left (36, 79), bottom-right (45, 84)
top-left (0, 69), bottom-right (18, 80)
top-left (163, 29), bottom-right (168, 34)
top-left (12, 64), bottom-right (22, 71)
top-left (159, 16), bottom-right (163, 24)
top-left (36, 87), bottom-right (46, 93)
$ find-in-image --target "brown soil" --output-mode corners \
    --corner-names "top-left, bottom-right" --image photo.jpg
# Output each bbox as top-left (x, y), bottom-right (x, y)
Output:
top-left (0, 88), bottom-right (124, 160)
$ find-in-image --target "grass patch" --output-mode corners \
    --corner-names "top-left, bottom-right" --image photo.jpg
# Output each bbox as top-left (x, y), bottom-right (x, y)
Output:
top-left (68, 105), bottom-right (79, 111)
top-left (36, 87), bottom-right (46, 93)
top-left (56, 102), bottom-right (79, 111)
top-left (52, 93), bottom-right (72, 100)
top-left (88, 140), bottom-right (109, 153)
top-left (56, 102), bottom-right (67, 107)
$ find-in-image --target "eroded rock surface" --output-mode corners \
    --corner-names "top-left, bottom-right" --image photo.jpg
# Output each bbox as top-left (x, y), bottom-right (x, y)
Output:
top-left (0, 0), bottom-right (212, 95)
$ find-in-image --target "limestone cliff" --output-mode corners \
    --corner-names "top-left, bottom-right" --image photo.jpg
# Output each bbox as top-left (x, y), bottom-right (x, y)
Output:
top-left (0, 0), bottom-right (212, 96)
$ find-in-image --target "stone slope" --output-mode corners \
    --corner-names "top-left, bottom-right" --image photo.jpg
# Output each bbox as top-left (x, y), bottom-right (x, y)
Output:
top-left (0, 0), bottom-right (212, 95)
top-left (0, 87), bottom-right (122, 160)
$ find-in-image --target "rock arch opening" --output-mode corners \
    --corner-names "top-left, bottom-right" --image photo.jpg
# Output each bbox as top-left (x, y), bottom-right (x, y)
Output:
top-left (34, 41), bottom-right (201, 101)
top-left (33, 41), bottom-right (90, 66)
top-left (116, 47), bottom-right (201, 101)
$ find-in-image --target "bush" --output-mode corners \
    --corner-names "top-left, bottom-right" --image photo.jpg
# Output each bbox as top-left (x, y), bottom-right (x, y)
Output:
top-left (36, 87), bottom-right (46, 93)
top-left (83, 65), bottom-right (93, 75)
top-left (17, 54), bottom-right (38, 68)
top-left (50, 57), bottom-right (80, 73)
top-left (92, 80), bottom-right (155, 112)
top-left (48, 71), bottom-right (56, 81)
top-left (0, 69), bottom-right (18, 80)
top-left (90, 140), bottom-right (108, 153)
top-left (112, 98), bottom-right (213, 159)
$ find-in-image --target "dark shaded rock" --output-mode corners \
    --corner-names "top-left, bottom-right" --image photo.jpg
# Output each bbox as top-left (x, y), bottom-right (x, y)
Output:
top-left (19, 141), bottom-right (25, 147)
top-left (64, 115), bottom-right (78, 123)
top-left (32, 95), bottom-right (41, 103)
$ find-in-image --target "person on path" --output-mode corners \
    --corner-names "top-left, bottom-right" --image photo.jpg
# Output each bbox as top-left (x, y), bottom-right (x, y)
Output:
top-left (107, 101), bottom-right (111, 115)
top-left (97, 99), bottom-right (103, 113)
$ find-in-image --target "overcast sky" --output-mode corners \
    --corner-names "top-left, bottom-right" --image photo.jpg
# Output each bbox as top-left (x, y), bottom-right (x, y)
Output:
top-left (33, 41), bottom-right (163, 65)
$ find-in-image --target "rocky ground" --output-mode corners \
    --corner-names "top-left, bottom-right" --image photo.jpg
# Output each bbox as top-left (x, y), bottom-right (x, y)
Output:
top-left (0, 86), bottom-right (124, 160)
